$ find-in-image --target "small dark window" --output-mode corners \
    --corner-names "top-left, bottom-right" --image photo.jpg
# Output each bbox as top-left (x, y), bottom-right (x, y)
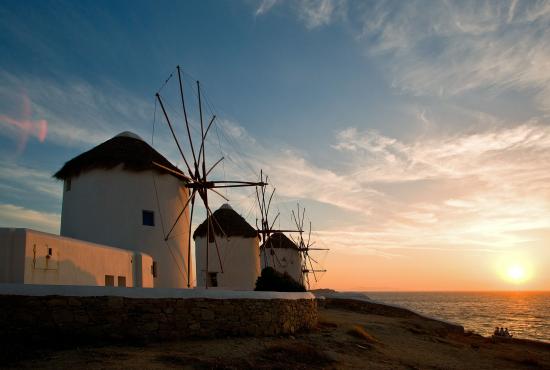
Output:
top-left (117, 276), bottom-right (126, 287)
top-left (208, 272), bottom-right (218, 287)
top-left (142, 210), bottom-right (155, 226)
top-left (105, 275), bottom-right (114, 286)
top-left (65, 179), bottom-right (71, 192)
top-left (151, 261), bottom-right (157, 277)
top-left (48, 248), bottom-right (52, 256)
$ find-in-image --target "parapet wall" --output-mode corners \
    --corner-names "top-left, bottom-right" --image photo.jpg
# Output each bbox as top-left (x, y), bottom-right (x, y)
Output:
top-left (0, 284), bottom-right (317, 343)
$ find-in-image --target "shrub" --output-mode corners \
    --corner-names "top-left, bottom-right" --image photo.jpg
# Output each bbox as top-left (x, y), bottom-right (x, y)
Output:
top-left (255, 267), bottom-right (306, 292)
top-left (347, 325), bottom-right (378, 344)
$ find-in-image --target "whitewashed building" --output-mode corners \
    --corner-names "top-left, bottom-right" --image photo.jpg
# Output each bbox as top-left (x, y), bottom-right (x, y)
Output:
top-left (0, 228), bottom-right (154, 287)
top-left (194, 204), bottom-right (260, 290)
top-left (261, 233), bottom-right (303, 284)
top-left (54, 131), bottom-right (191, 288)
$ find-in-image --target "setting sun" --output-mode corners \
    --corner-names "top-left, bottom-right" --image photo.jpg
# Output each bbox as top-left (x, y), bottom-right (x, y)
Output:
top-left (506, 265), bottom-right (526, 283)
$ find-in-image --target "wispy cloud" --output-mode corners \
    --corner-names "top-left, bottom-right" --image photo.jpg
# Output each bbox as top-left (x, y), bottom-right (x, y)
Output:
top-left (263, 0), bottom-right (550, 112)
top-left (295, 0), bottom-right (346, 29)
top-left (209, 118), bottom-right (550, 257)
top-left (0, 70), bottom-right (152, 149)
top-left (0, 203), bottom-right (60, 234)
top-left (255, 0), bottom-right (279, 16)
top-left (0, 162), bottom-right (61, 201)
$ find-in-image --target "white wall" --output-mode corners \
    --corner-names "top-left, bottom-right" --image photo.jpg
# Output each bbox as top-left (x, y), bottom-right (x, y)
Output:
top-left (0, 228), bottom-right (154, 287)
top-left (0, 228), bottom-right (25, 283)
top-left (60, 166), bottom-right (191, 288)
top-left (261, 247), bottom-right (303, 284)
top-left (195, 236), bottom-right (260, 290)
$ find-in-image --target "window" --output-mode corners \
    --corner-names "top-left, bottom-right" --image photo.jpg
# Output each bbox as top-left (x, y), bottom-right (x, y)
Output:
top-left (208, 272), bottom-right (218, 287)
top-left (117, 276), bottom-right (126, 287)
top-left (105, 275), bottom-right (115, 286)
top-left (151, 261), bottom-right (158, 278)
top-left (64, 179), bottom-right (71, 192)
top-left (142, 210), bottom-right (155, 226)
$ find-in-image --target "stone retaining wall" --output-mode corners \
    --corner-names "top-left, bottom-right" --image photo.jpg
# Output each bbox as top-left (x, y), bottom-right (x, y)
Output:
top-left (0, 295), bottom-right (317, 344)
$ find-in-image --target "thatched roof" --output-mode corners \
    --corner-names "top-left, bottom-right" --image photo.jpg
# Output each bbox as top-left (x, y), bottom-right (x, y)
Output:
top-left (262, 232), bottom-right (298, 250)
top-left (193, 204), bottom-right (258, 239)
top-left (54, 132), bottom-right (187, 181)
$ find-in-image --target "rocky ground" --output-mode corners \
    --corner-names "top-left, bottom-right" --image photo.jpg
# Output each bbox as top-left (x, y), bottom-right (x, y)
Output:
top-left (3, 298), bottom-right (549, 369)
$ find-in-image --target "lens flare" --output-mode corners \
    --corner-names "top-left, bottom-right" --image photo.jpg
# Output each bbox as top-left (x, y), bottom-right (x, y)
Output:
top-left (0, 94), bottom-right (48, 154)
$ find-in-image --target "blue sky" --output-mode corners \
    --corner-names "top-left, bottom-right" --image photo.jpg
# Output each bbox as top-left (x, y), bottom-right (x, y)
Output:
top-left (1, 0), bottom-right (549, 290)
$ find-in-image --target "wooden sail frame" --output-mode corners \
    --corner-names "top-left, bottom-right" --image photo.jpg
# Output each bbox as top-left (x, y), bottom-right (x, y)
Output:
top-left (289, 203), bottom-right (328, 288)
top-left (154, 65), bottom-right (266, 288)
top-left (255, 172), bottom-right (327, 288)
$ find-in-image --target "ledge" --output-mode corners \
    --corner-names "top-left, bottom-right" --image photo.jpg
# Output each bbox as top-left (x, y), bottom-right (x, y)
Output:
top-left (0, 283), bottom-right (315, 300)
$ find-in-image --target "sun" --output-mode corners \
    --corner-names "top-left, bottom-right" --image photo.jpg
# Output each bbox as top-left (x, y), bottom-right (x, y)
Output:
top-left (500, 263), bottom-right (533, 285)
top-left (506, 265), bottom-right (526, 283)
top-left (495, 253), bottom-right (534, 286)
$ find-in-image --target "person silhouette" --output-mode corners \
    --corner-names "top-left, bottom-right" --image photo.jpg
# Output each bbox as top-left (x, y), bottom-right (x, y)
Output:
top-left (498, 327), bottom-right (505, 336)
top-left (494, 327), bottom-right (500, 336)
top-left (504, 328), bottom-right (511, 337)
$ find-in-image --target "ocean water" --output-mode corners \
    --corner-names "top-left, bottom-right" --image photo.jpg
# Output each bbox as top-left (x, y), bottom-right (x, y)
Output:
top-left (363, 291), bottom-right (549, 343)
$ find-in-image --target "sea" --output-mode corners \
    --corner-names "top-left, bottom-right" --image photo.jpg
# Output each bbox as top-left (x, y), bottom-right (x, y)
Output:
top-left (363, 291), bottom-right (549, 343)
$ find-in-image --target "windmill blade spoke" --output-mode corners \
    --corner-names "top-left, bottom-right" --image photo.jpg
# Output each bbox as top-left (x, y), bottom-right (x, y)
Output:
top-left (307, 254), bottom-right (319, 264)
top-left (206, 156), bottom-right (224, 177)
top-left (165, 190), bottom-right (197, 240)
top-left (289, 234), bottom-right (297, 244)
top-left (307, 221), bottom-right (311, 248)
top-left (177, 65), bottom-right (198, 169)
top-left (308, 255), bottom-right (318, 283)
top-left (255, 186), bottom-right (263, 216)
top-left (197, 81), bottom-right (208, 180)
top-left (206, 206), bottom-right (225, 274)
top-left (209, 187), bottom-right (229, 202)
top-left (186, 194), bottom-right (195, 288)
top-left (209, 183), bottom-right (265, 189)
top-left (266, 187), bottom-right (276, 220)
top-left (291, 210), bottom-right (298, 230)
top-left (197, 115), bottom-right (217, 164)
top-left (156, 93), bottom-right (194, 177)
top-left (269, 213), bottom-right (280, 231)
top-left (212, 180), bottom-right (267, 185)
top-left (152, 161), bottom-right (190, 181)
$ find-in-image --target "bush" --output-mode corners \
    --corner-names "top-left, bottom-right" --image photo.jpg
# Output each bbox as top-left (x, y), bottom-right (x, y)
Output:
top-left (347, 325), bottom-right (378, 344)
top-left (255, 267), bottom-right (306, 292)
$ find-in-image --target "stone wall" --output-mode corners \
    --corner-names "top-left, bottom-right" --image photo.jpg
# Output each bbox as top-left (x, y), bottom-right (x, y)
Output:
top-left (0, 295), bottom-right (317, 344)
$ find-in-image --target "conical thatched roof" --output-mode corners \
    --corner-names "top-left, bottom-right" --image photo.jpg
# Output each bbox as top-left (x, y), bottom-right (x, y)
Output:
top-left (193, 204), bottom-right (258, 239)
top-left (54, 132), bottom-right (187, 181)
top-left (262, 232), bottom-right (298, 250)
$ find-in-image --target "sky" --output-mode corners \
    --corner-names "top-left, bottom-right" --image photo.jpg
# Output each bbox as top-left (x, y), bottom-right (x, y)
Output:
top-left (1, 0), bottom-right (549, 291)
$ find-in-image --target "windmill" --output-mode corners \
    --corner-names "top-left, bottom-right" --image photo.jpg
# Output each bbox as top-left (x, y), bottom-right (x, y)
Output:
top-left (255, 170), bottom-right (301, 269)
top-left (289, 203), bottom-right (328, 289)
top-left (255, 172), bottom-right (328, 288)
top-left (154, 66), bottom-right (266, 288)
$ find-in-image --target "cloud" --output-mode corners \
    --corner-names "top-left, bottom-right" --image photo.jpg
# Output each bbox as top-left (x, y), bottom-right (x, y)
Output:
top-left (0, 162), bottom-right (61, 201)
top-left (268, 0), bottom-right (550, 112)
top-left (0, 70), bottom-right (153, 149)
top-left (0, 203), bottom-right (60, 234)
top-left (255, 0), bottom-right (279, 16)
top-left (295, 0), bottom-right (346, 29)
top-left (208, 118), bottom-right (550, 256)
